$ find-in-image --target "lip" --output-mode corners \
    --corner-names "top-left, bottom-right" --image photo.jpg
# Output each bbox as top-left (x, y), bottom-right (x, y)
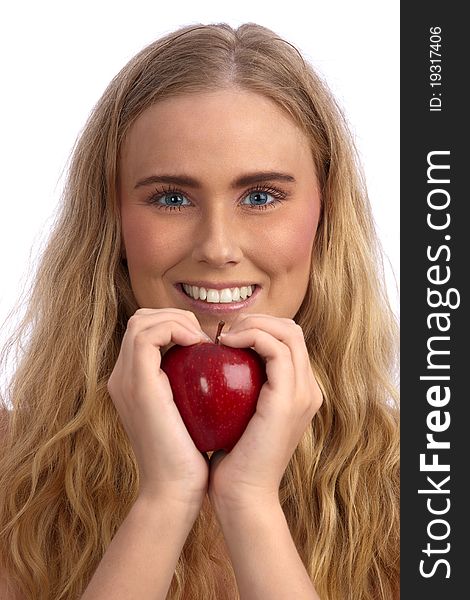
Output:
top-left (174, 283), bottom-right (261, 313)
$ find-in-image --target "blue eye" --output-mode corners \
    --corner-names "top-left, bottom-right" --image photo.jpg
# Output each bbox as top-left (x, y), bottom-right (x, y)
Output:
top-left (157, 192), bottom-right (190, 208)
top-left (243, 190), bottom-right (273, 207)
top-left (145, 184), bottom-right (287, 212)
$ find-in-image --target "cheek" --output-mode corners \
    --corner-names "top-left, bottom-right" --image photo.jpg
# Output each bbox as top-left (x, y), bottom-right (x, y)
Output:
top-left (121, 211), bottom-right (186, 270)
top-left (261, 205), bottom-right (319, 272)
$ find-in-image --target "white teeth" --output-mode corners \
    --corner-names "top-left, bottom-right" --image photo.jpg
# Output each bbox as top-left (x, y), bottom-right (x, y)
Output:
top-left (182, 284), bottom-right (256, 303)
top-left (207, 289), bottom-right (220, 303)
top-left (219, 289), bottom-right (232, 303)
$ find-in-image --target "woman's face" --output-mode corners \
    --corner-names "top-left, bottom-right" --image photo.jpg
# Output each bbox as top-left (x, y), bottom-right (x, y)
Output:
top-left (119, 89), bottom-right (321, 340)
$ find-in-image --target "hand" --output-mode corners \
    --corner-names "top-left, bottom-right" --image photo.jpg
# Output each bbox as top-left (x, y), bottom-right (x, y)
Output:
top-left (107, 308), bottom-right (211, 512)
top-left (207, 314), bottom-right (323, 513)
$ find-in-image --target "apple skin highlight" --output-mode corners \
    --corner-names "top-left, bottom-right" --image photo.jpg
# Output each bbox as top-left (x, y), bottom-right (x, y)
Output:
top-left (160, 328), bottom-right (267, 452)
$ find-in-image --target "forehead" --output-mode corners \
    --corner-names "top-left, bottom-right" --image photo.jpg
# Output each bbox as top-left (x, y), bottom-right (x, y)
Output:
top-left (119, 89), bottom-right (315, 181)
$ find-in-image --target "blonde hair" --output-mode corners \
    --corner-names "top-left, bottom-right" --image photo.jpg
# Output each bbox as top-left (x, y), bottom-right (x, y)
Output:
top-left (0, 23), bottom-right (399, 599)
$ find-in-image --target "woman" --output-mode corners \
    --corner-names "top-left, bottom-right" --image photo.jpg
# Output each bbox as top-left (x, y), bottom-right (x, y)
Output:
top-left (0, 23), bottom-right (399, 599)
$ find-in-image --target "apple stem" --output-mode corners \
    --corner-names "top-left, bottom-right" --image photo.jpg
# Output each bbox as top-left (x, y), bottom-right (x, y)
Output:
top-left (215, 321), bottom-right (225, 344)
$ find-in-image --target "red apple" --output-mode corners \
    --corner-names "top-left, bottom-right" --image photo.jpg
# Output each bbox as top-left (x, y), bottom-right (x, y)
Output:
top-left (160, 321), bottom-right (267, 452)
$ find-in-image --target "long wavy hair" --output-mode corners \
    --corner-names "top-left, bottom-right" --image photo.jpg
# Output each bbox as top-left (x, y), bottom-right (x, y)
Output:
top-left (0, 23), bottom-right (399, 599)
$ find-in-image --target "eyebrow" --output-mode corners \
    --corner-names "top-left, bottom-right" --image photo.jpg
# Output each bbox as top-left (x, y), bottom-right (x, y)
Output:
top-left (134, 171), bottom-right (296, 190)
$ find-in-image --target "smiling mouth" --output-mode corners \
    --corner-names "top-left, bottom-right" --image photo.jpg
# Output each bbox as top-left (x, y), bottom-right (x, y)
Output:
top-left (180, 283), bottom-right (257, 304)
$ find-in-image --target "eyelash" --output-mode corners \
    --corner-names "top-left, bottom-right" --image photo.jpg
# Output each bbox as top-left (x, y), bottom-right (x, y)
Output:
top-left (144, 184), bottom-right (288, 212)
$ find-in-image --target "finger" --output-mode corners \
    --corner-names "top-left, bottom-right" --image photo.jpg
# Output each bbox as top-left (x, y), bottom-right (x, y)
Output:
top-left (131, 308), bottom-right (204, 332)
top-left (229, 313), bottom-right (297, 324)
top-left (219, 328), bottom-right (294, 392)
top-left (126, 321), bottom-right (208, 389)
top-left (227, 313), bottom-right (294, 331)
top-left (124, 312), bottom-right (210, 352)
top-left (223, 316), bottom-right (310, 379)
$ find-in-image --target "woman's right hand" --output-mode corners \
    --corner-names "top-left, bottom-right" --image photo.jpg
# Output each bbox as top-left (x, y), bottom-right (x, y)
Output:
top-left (107, 308), bottom-right (211, 513)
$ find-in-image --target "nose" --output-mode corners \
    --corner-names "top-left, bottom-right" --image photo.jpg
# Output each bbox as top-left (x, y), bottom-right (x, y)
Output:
top-left (191, 203), bottom-right (243, 267)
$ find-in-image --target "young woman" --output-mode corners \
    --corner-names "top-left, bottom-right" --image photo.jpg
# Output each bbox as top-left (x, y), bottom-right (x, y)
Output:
top-left (0, 23), bottom-right (399, 599)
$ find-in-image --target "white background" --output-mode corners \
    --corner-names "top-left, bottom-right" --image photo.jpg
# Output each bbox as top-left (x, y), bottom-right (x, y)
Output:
top-left (0, 0), bottom-right (399, 358)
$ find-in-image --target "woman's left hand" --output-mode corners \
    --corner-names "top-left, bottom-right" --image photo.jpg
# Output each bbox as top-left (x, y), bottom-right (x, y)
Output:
top-left (207, 314), bottom-right (323, 513)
